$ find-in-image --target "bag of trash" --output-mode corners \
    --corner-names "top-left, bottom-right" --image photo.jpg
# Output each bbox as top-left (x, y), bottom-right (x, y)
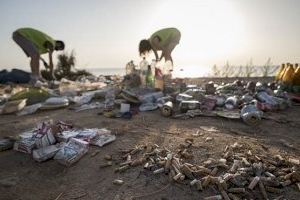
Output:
top-left (14, 137), bottom-right (36, 154)
top-left (10, 88), bottom-right (50, 105)
top-left (90, 129), bottom-right (116, 147)
top-left (139, 103), bottom-right (158, 111)
top-left (75, 129), bottom-right (98, 143)
top-left (32, 145), bottom-right (60, 162)
top-left (40, 97), bottom-right (69, 110)
top-left (54, 138), bottom-right (89, 166)
top-left (139, 91), bottom-right (164, 103)
top-left (1, 99), bottom-right (27, 114)
top-left (34, 122), bottom-right (56, 148)
top-left (56, 130), bottom-right (80, 142)
top-left (0, 138), bottom-right (15, 152)
top-left (72, 93), bottom-right (94, 106)
top-left (16, 103), bottom-right (42, 116)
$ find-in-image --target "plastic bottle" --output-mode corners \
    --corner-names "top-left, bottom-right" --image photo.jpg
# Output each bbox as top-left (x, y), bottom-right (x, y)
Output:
top-left (150, 59), bottom-right (156, 75)
top-left (282, 64), bottom-right (295, 85)
top-left (139, 57), bottom-right (149, 86)
top-left (241, 104), bottom-right (263, 126)
top-left (275, 64), bottom-right (285, 81)
top-left (279, 63), bottom-right (288, 82)
top-left (146, 65), bottom-right (154, 88)
top-left (225, 96), bottom-right (238, 110)
top-left (293, 64), bottom-right (300, 85)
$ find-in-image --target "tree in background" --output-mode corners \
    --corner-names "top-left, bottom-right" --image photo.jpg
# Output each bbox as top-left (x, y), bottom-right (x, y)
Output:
top-left (234, 66), bottom-right (243, 77)
top-left (41, 50), bottom-right (91, 81)
top-left (211, 64), bottom-right (221, 77)
top-left (222, 61), bottom-right (233, 78)
top-left (244, 58), bottom-right (256, 77)
top-left (261, 57), bottom-right (278, 77)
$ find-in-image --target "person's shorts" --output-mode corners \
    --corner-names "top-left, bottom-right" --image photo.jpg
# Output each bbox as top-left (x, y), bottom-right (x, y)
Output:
top-left (12, 31), bottom-right (39, 57)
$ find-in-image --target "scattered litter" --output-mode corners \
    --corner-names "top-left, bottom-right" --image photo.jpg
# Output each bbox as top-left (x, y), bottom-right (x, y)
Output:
top-left (32, 145), bottom-right (60, 162)
top-left (113, 179), bottom-right (124, 185)
top-left (1, 99), bottom-right (27, 114)
top-left (0, 138), bottom-right (15, 152)
top-left (54, 138), bottom-right (89, 166)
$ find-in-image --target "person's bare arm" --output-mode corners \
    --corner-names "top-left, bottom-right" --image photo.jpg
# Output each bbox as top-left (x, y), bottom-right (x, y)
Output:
top-left (48, 50), bottom-right (55, 79)
top-left (159, 51), bottom-right (165, 61)
top-left (151, 36), bottom-right (162, 61)
top-left (153, 49), bottom-right (159, 61)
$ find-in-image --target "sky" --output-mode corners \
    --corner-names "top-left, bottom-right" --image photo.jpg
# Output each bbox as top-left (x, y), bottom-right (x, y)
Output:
top-left (0, 0), bottom-right (300, 76)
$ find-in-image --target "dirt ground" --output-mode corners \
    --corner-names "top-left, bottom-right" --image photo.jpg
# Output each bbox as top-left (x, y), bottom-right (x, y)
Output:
top-left (0, 105), bottom-right (300, 200)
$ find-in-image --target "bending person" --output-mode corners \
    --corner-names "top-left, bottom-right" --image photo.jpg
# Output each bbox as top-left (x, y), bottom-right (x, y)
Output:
top-left (12, 27), bottom-right (65, 83)
top-left (139, 27), bottom-right (181, 65)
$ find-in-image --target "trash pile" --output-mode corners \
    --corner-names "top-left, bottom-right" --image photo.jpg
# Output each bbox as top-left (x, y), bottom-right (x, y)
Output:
top-left (112, 139), bottom-right (300, 199)
top-left (108, 79), bottom-right (294, 126)
top-left (0, 61), bottom-right (299, 127)
top-left (1, 120), bottom-right (115, 166)
top-left (0, 75), bottom-right (122, 115)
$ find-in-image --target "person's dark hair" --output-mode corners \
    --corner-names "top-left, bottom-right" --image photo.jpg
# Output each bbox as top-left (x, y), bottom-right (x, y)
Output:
top-left (139, 39), bottom-right (152, 56)
top-left (44, 41), bottom-right (54, 51)
top-left (55, 40), bottom-right (65, 51)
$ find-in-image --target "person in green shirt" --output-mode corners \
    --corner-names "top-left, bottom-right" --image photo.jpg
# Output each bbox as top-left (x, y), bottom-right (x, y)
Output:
top-left (139, 27), bottom-right (181, 65)
top-left (12, 27), bottom-right (65, 83)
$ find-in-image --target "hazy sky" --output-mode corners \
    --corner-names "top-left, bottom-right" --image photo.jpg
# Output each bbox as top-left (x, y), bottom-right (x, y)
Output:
top-left (0, 0), bottom-right (300, 72)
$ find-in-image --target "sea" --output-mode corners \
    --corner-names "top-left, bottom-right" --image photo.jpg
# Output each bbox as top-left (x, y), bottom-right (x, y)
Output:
top-left (85, 66), bottom-right (212, 78)
top-left (87, 68), bottom-right (125, 76)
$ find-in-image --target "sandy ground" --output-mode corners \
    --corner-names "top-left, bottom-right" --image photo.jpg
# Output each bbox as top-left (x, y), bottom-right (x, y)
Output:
top-left (0, 105), bottom-right (300, 200)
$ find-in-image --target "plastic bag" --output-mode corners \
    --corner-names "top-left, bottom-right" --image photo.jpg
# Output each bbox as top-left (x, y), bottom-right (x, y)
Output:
top-left (54, 138), bottom-right (89, 166)
top-left (139, 92), bottom-right (164, 103)
top-left (139, 103), bottom-right (158, 111)
top-left (34, 122), bottom-right (56, 148)
top-left (32, 145), bottom-right (59, 162)
top-left (75, 129), bottom-right (98, 143)
top-left (90, 129), bottom-right (116, 147)
top-left (56, 130), bottom-right (80, 142)
top-left (14, 137), bottom-right (36, 154)
top-left (0, 139), bottom-right (15, 152)
top-left (16, 103), bottom-right (42, 116)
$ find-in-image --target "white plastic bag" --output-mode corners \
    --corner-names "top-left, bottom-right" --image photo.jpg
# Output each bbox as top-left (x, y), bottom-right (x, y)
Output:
top-left (54, 138), bottom-right (89, 166)
top-left (90, 129), bottom-right (116, 147)
top-left (32, 145), bottom-right (59, 162)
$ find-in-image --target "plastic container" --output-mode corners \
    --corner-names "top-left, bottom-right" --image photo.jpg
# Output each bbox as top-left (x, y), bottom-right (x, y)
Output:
top-left (179, 100), bottom-right (200, 113)
top-left (293, 66), bottom-right (300, 85)
top-left (120, 103), bottom-right (130, 113)
top-left (225, 96), bottom-right (238, 110)
top-left (275, 64), bottom-right (285, 81)
top-left (241, 104), bottom-right (263, 126)
top-left (139, 57), bottom-right (149, 86)
top-left (282, 65), bottom-right (295, 84)
top-left (161, 101), bottom-right (173, 117)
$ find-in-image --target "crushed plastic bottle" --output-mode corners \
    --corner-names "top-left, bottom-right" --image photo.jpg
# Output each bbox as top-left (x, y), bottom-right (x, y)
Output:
top-left (225, 96), bottom-right (238, 110)
top-left (241, 104), bottom-right (263, 126)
